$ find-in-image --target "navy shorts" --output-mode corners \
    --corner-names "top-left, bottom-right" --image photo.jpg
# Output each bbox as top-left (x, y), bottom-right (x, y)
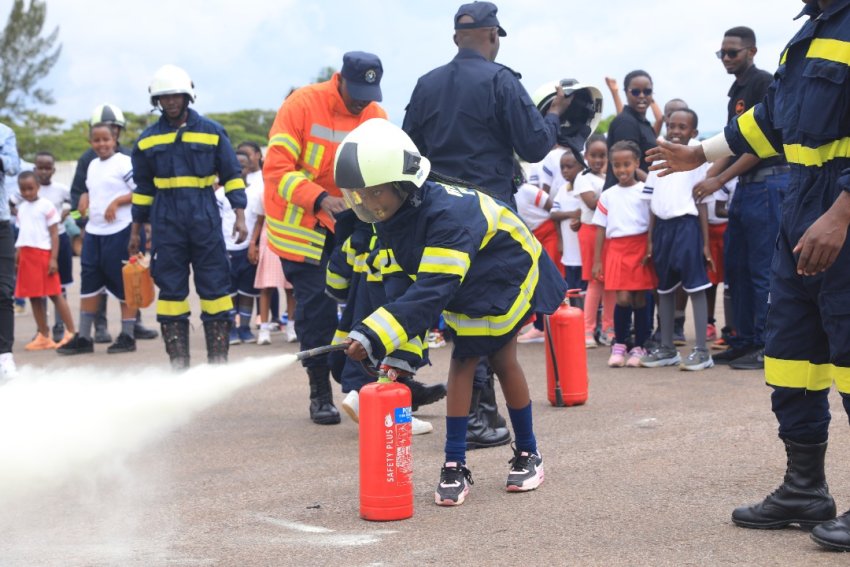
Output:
top-left (228, 248), bottom-right (259, 297)
top-left (652, 215), bottom-right (711, 295)
top-left (80, 225), bottom-right (130, 300)
top-left (58, 232), bottom-right (73, 286)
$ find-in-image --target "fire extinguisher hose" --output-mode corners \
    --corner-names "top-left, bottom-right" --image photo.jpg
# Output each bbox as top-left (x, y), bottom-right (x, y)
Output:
top-left (544, 314), bottom-right (565, 407)
top-left (294, 343), bottom-right (349, 361)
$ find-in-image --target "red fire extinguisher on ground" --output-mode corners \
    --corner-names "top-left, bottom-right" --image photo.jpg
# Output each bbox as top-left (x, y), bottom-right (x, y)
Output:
top-left (359, 370), bottom-right (414, 521)
top-left (544, 289), bottom-right (588, 407)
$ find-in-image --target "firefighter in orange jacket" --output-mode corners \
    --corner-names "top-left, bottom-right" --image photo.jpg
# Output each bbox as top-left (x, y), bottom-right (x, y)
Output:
top-left (263, 52), bottom-right (387, 424)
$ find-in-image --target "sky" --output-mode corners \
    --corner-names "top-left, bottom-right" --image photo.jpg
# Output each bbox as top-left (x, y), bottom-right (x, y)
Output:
top-left (8, 0), bottom-right (806, 135)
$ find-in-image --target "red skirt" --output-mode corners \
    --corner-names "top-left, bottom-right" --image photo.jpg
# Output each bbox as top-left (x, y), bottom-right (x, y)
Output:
top-left (533, 219), bottom-right (564, 277)
top-left (15, 247), bottom-right (61, 298)
top-left (603, 233), bottom-right (656, 291)
top-left (579, 223), bottom-right (599, 282)
top-left (707, 222), bottom-right (727, 286)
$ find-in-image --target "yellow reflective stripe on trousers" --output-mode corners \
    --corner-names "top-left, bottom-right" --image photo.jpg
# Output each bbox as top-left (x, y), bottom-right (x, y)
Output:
top-left (738, 107), bottom-right (779, 159)
top-left (784, 137), bottom-right (850, 167)
top-left (153, 175), bottom-right (216, 189)
top-left (363, 307), bottom-right (408, 354)
top-left (182, 132), bottom-right (219, 146)
top-left (279, 171), bottom-right (310, 201)
top-left (138, 132), bottom-right (177, 150)
top-left (200, 295), bottom-right (234, 315)
top-left (269, 133), bottom-right (301, 159)
top-left (157, 298), bottom-right (191, 317)
top-left (765, 356), bottom-right (833, 391)
top-left (132, 193), bottom-right (154, 206)
top-left (304, 141), bottom-right (325, 170)
top-left (419, 246), bottom-right (470, 279)
top-left (806, 38), bottom-right (850, 66)
top-left (331, 329), bottom-right (349, 345)
top-left (224, 178), bottom-right (246, 192)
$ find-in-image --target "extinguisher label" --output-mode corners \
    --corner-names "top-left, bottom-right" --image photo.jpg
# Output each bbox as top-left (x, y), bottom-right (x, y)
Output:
top-left (394, 407), bottom-right (412, 424)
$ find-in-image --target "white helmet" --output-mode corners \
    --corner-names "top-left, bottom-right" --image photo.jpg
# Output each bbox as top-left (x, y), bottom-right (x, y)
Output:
top-left (148, 64), bottom-right (196, 107)
top-left (334, 118), bottom-right (431, 223)
top-left (532, 79), bottom-right (604, 134)
top-left (90, 103), bottom-right (126, 128)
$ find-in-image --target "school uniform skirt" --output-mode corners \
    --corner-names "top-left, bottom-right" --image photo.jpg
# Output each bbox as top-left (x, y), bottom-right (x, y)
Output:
top-left (254, 229), bottom-right (291, 290)
top-left (15, 247), bottom-right (61, 298)
top-left (578, 223), bottom-right (606, 282)
top-left (707, 222), bottom-right (727, 286)
top-left (603, 233), bottom-right (656, 291)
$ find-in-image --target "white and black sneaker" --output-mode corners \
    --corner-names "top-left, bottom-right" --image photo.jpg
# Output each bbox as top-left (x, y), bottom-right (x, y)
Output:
top-left (434, 462), bottom-right (473, 506)
top-left (506, 445), bottom-right (544, 492)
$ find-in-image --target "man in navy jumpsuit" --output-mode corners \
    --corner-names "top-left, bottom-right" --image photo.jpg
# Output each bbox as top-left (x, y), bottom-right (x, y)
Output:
top-left (130, 65), bottom-right (247, 369)
top-left (402, 1), bottom-right (571, 449)
top-left (648, 0), bottom-right (850, 551)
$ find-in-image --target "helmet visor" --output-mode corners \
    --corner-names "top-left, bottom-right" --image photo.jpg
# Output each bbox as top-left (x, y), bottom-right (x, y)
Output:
top-left (340, 185), bottom-right (404, 224)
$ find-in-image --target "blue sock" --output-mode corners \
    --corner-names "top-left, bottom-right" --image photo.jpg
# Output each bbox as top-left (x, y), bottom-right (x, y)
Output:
top-left (445, 416), bottom-right (469, 464)
top-left (614, 304), bottom-right (632, 344)
top-left (507, 402), bottom-right (537, 454)
top-left (633, 305), bottom-right (649, 347)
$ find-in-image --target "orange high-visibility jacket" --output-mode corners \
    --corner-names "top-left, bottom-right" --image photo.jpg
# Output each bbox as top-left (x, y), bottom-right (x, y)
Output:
top-left (263, 73), bottom-right (387, 264)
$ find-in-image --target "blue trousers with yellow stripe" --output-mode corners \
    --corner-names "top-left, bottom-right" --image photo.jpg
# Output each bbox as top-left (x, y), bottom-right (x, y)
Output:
top-left (765, 222), bottom-right (850, 444)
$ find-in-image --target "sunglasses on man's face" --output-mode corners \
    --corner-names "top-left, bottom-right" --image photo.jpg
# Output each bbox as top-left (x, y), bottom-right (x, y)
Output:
top-left (629, 88), bottom-right (653, 97)
top-left (716, 47), bottom-right (750, 59)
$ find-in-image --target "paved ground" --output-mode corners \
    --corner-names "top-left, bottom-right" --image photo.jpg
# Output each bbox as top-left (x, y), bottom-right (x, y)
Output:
top-left (2, 276), bottom-right (850, 566)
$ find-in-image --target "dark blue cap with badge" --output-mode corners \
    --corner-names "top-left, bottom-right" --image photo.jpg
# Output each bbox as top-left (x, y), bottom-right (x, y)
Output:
top-left (454, 1), bottom-right (506, 37)
top-left (341, 51), bottom-right (383, 102)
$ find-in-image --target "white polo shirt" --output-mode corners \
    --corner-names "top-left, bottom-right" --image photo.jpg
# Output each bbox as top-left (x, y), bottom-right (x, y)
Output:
top-left (643, 161), bottom-right (712, 220)
top-left (85, 153), bottom-right (135, 235)
top-left (573, 171), bottom-right (605, 224)
top-left (592, 182), bottom-right (650, 238)
top-left (15, 197), bottom-right (59, 250)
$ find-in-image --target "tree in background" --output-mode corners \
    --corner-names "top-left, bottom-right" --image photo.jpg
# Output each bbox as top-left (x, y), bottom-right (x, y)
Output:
top-left (0, 0), bottom-right (61, 121)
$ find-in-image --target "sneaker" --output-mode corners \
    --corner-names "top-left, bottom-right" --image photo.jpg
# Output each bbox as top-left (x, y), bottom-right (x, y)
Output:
top-left (517, 322), bottom-right (534, 336)
top-left (598, 328), bottom-right (615, 347)
top-left (106, 332), bottom-right (136, 354)
top-left (412, 416), bottom-right (433, 435)
top-left (0, 352), bottom-right (18, 379)
top-left (56, 330), bottom-right (74, 348)
top-left (25, 333), bottom-right (57, 351)
top-left (506, 446), bottom-right (544, 492)
top-left (608, 343), bottom-right (627, 367)
top-left (341, 389), bottom-right (359, 423)
top-left (626, 346), bottom-right (648, 367)
top-left (229, 327), bottom-right (241, 345)
top-left (680, 347), bottom-right (714, 371)
top-left (714, 345), bottom-right (757, 365)
top-left (56, 334), bottom-right (94, 355)
top-left (94, 327), bottom-right (112, 344)
top-left (134, 324), bottom-right (159, 340)
top-left (285, 321), bottom-right (298, 343)
top-left (585, 333), bottom-right (597, 349)
top-left (237, 326), bottom-right (256, 344)
top-left (706, 323), bottom-right (718, 342)
top-left (434, 462), bottom-right (473, 506)
top-left (13, 302), bottom-right (26, 317)
top-left (427, 330), bottom-right (446, 349)
top-left (257, 326), bottom-right (271, 345)
top-left (640, 346), bottom-right (681, 367)
top-left (730, 348), bottom-right (765, 370)
top-left (711, 337), bottom-right (729, 351)
top-left (517, 327), bottom-right (545, 344)
top-left (52, 322), bottom-right (65, 343)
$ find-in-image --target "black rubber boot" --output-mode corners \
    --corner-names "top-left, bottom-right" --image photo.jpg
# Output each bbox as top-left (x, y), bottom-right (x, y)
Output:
top-left (161, 320), bottom-right (190, 370)
top-left (731, 440), bottom-right (835, 529)
top-left (307, 366), bottom-right (341, 425)
top-left (812, 510), bottom-right (850, 551)
top-left (397, 376), bottom-right (447, 411)
top-left (466, 387), bottom-right (511, 450)
top-left (204, 319), bottom-right (231, 364)
top-left (480, 373), bottom-right (507, 429)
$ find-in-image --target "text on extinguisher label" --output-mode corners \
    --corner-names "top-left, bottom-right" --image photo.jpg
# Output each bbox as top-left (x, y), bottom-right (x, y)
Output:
top-left (384, 407), bottom-right (413, 484)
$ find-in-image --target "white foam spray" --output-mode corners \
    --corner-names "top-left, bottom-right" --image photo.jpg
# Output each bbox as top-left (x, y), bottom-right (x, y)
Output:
top-left (0, 354), bottom-right (297, 505)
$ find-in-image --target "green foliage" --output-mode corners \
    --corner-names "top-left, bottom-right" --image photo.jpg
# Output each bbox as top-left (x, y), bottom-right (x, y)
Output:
top-left (596, 114), bottom-right (615, 135)
top-left (206, 109), bottom-right (277, 148)
top-left (313, 66), bottom-right (336, 84)
top-left (0, 0), bottom-right (61, 120)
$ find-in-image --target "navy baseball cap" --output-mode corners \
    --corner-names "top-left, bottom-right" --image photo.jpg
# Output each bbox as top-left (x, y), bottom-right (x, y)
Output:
top-left (341, 51), bottom-right (383, 102)
top-left (454, 1), bottom-right (506, 37)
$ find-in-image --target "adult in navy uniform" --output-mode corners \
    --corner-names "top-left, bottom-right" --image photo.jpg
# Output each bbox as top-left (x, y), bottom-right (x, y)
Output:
top-left (402, 1), bottom-right (571, 449)
top-left (648, 0), bottom-right (850, 551)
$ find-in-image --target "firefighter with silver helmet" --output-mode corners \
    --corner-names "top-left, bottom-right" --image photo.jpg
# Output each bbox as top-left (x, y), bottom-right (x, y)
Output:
top-left (336, 118), bottom-right (567, 506)
top-left (129, 64), bottom-right (247, 369)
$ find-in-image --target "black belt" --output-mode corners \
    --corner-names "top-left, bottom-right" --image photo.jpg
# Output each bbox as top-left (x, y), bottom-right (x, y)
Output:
top-left (740, 165), bottom-right (790, 184)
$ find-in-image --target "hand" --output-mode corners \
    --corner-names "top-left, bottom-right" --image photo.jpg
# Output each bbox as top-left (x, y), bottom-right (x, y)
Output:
top-left (604, 76), bottom-right (618, 93)
top-left (569, 218), bottom-right (581, 232)
top-left (547, 85), bottom-right (573, 117)
top-left (704, 246), bottom-right (716, 274)
top-left (793, 209), bottom-right (850, 275)
top-left (248, 243), bottom-right (259, 265)
top-left (104, 200), bottom-right (118, 222)
top-left (232, 209), bottom-right (248, 244)
top-left (320, 195), bottom-right (348, 216)
top-left (128, 224), bottom-right (141, 256)
top-left (48, 258), bottom-right (58, 275)
top-left (345, 338), bottom-right (368, 361)
top-left (646, 140), bottom-right (707, 177)
top-left (592, 261), bottom-right (603, 282)
top-left (642, 244), bottom-right (653, 266)
top-left (693, 177), bottom-right (723, 202)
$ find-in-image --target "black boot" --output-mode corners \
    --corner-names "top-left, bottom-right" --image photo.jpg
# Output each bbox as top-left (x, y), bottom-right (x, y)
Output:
top-left (307, 366), bottom-right (341, 425)
top-left (731, 440), bottom-right (835, 529)
top-left (480, 373), bottom-right (507, 429)
top-left (811, 509), bottom-right (850, 551)
top-left (397, 376), bottom-right (447, 411)
top-left (161, 320), bottom-right (190, 370)
top-left (466, 387), bottom-right (511, 450)
top-left (204, 319), bottom-right (231, 364)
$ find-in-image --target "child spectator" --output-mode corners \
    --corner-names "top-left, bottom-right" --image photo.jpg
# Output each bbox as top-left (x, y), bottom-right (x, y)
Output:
top-left (592, 140), bottom-right (656, 367)
top-left (14, 171), bottom-right (76, 349)
top-left (57, 123), bottom-right (138, 355)
top-left (639, 109), bottom-right (715, 370)
top-left (573, 134), bottom-right (616, 347)
top-left (217, 151), bottom-right (262, 344)
top-left (550, 150), bottom-right (585, 291)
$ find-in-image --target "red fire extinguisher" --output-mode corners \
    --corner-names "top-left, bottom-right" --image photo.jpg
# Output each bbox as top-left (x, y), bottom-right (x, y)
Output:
top-left (359, 372), bottom-right (414, 521)
top-left (544, 289), bottom-right (588, 407)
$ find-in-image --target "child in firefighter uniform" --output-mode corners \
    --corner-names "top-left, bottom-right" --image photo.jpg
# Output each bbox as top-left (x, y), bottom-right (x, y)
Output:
top-left (336, 119), bottom-right (567, 507)
top-left (130, 64), bottom-right (247, 369)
